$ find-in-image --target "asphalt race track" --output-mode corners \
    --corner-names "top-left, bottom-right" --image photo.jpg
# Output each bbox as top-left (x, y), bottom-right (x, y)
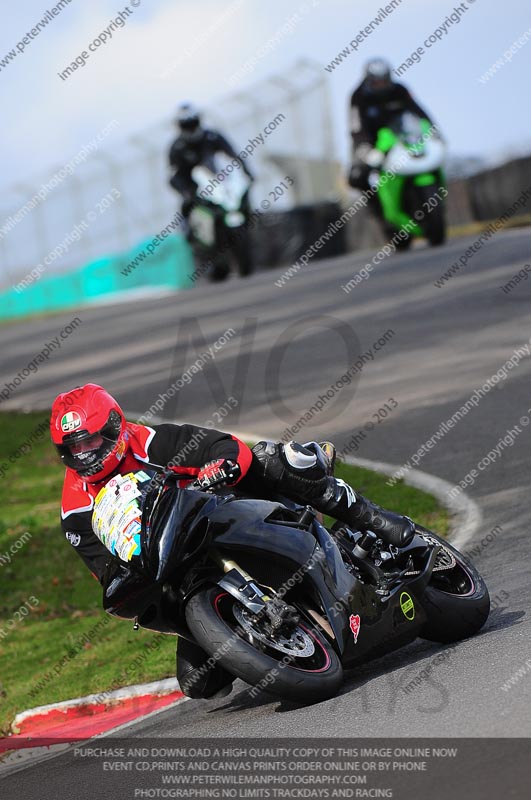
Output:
top-left (1, 227), bottom-right (531, 752)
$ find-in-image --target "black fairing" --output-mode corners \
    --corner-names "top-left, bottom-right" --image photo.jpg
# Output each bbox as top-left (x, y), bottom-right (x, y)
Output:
top-left (102, 564), bottom-right (158, 619)
top-left (103, 478), bottom-right (442, 663)
top-left (339, 541), bottom-right (439, 667)
top-left (141, 481), bottom-right (219, 583)
top-left (205, 508), bottom-right (435, 663)
top-left (190, 498), bottom-right (360, 654)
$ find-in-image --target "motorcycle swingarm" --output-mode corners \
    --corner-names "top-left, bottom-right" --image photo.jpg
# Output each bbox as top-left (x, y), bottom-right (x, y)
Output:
top-left (383, 545), bottom-right (441, 603)
top-left (394, 542), bottom-right (441, 597)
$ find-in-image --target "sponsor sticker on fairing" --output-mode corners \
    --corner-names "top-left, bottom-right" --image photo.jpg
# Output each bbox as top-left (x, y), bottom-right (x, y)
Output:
top-left (349, 613), bottom-right (361, 643)
top-left (92, 473), bottom-right (143, 561)
top-left (400, 591), bottom-right (415, 620)
top-left (134, 470), bottom-right (151, 482)
top-left (61, 411), bottom-right (82, 433)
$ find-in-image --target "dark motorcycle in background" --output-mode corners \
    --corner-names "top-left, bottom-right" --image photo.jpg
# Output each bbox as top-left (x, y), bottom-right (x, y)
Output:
top-left (99, 468), bottom-right (490, 702)
top-left (188, 154), bottom-right (253, 282)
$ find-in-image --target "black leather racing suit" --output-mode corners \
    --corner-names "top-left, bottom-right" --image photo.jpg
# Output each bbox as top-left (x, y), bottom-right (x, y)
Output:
top-left (168, 129), bottom-right (253, 205)
top-left (349, 80), bottom-right (434, 191)
top-left (350, 79), bottom-right (433, 149)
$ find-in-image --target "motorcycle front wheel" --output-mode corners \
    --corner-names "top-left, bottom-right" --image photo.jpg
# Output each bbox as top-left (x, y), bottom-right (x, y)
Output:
top-left (228, 226), bottom-right (253, 277)
top-left (185, 586), bottom-right (343, 702)
top-left (415, 186), bottom-right (446, 246)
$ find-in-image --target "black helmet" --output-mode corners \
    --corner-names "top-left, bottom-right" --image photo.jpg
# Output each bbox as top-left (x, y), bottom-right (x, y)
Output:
top-left (364, 58), bottom-right (393, 92)
top-left (176, 103), bottom-right (203, 142)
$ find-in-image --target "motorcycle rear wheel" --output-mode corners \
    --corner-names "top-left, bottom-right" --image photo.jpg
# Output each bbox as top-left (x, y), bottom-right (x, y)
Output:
top-left (185, 586), bottom-right (343, 702)
top-left (416, 526), bottom-right (490, 643)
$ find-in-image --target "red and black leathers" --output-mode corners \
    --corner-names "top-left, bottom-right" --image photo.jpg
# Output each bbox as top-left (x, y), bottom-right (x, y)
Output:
top-left (61, 431), bottom-right (415, 583)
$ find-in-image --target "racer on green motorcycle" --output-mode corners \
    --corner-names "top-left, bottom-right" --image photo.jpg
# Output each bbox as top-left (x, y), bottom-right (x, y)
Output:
top-left (348, 58), bottom-right (436, 193)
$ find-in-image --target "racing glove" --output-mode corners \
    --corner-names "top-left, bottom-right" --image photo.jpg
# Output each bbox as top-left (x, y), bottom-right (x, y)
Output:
top-left (364, 148), bottom-right (385, 168)
top-left (196, 459), bottom-right (241, 490)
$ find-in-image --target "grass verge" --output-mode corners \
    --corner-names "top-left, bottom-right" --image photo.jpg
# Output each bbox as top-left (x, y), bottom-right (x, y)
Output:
top-left (0, 412), bottom-right (448, 735)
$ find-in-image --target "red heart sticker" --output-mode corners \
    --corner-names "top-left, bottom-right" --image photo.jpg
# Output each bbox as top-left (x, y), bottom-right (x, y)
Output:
top-left (349, 614), bottom-right (361, 644)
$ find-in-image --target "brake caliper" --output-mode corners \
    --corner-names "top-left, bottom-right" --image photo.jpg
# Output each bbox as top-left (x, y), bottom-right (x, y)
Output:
top-left (261, 598), bottom-right (300, 638)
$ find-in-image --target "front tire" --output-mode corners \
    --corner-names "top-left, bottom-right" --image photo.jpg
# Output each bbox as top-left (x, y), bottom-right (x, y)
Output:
top-left (417, 527), bottom-right (490, 643)
top-left (185, 586), bottom-right (343, 702)
top-left (208, 257), bottom-right (230, 282)
top-left (416, 186), bottom-right (446, 246)
top-left (229, 226), bottom-right (253, 277)
top-left (384, 224), bottom-right (412, 250)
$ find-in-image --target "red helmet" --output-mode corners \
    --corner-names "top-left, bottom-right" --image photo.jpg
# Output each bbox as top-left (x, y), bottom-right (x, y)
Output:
top-left (50, 384), bottom-right (128, 483)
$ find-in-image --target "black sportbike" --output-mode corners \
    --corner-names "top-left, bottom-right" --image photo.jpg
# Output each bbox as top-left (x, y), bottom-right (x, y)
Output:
top-left (102, 469), bottom-right (490, 702)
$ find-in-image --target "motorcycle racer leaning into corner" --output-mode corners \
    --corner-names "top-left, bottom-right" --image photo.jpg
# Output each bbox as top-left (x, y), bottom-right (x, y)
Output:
top-left (348, 57), bottom-right (436, 195)
top-left (168, 102), bottom-right (254, 220)
top-left (50, 384), bottom-right (415, 700)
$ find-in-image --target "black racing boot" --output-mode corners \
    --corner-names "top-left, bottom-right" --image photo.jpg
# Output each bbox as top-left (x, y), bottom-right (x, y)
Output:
top-left (177, 638), bottom-right (233, 699)
top-left (251, 440), bottom-right (414, 548)
top-left (315, 477), bottom-right (415, 548)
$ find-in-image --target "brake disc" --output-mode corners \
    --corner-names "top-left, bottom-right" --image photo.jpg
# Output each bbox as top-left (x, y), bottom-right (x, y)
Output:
top-left (233, 605), bottom-right (316, 657)
top-left (405, 535), bottom-right (457, 576)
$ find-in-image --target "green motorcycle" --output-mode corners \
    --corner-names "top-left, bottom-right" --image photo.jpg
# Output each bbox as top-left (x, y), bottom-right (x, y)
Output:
top-left (368, 112), bottom-right (447, 249)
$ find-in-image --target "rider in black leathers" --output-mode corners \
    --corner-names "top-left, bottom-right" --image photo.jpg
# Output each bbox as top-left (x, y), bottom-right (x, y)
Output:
top-left (349, 58), bottom-right (435, 193)
top-left (168, 103), bottom-right (254, 217)
top-left (168, 103), bottom-right (255, 277)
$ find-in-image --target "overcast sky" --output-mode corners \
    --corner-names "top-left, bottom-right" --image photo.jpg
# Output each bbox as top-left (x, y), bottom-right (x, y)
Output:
top-left (1, 0), bottom-right (530, 201)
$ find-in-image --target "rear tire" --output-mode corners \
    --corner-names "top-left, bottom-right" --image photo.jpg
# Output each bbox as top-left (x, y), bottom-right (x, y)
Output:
top-left (417, 527), bottom-right (490, 643)
top-left (185, 586), bottom-right (343, 702)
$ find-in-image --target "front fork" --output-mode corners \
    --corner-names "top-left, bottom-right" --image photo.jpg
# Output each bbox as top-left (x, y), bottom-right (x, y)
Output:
top-left (209, 505), bottom-right (320, 615)
top-left (212, 551), bottom-right (303, 638)
top-left (377, 173), bottom-right (424, 236)
top-left (213, 551), bottom-right (272, 614)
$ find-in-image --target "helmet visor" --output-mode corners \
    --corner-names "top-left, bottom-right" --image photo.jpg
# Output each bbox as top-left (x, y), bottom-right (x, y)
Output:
top-left (57, 411), bottom-right (122, 476)
top-left (365, 59), bottom-right (392, 91)
top-left (179, 116), bottom-right (199, 132)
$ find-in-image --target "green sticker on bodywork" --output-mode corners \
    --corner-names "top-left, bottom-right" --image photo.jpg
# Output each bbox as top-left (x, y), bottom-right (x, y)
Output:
top-left (400, 591), bottom-right (415, 620)
top-left (413, 173), bottom-right (437, 186)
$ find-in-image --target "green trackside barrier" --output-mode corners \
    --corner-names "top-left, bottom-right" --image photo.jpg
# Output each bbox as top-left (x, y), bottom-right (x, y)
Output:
top-left (0, 234), bottom-right (194, 322)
